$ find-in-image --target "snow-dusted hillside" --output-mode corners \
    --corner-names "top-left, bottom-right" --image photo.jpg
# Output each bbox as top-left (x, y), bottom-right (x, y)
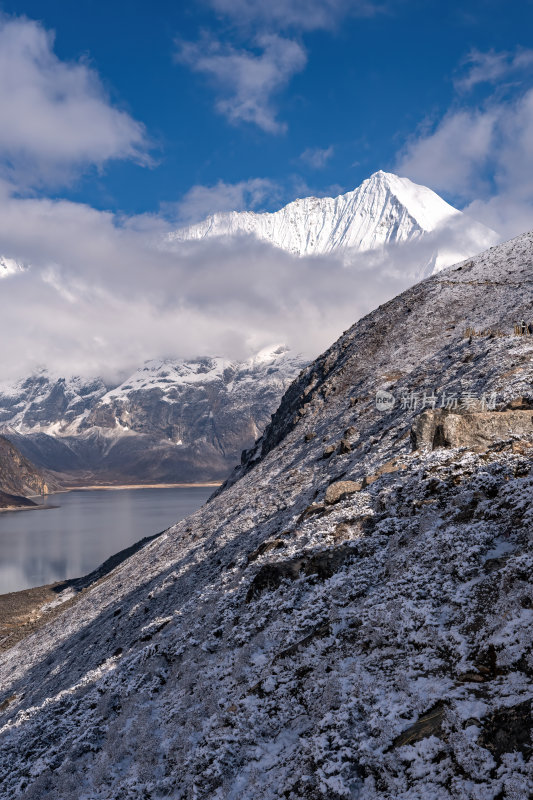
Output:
top-left (0, 347), bottom-right (306, 483)
top-left (0, 373), bottom-right (110, 433)
top-left (1, 232), bottom-right (532, 798)
top-left (170, 171), bottom-right (498, 273)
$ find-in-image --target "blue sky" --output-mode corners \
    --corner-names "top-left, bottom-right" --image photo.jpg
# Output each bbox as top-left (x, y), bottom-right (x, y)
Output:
top-left (1, 0), bottom-right (532, 221)
top-left (0, 0), bottom-right (533, 378)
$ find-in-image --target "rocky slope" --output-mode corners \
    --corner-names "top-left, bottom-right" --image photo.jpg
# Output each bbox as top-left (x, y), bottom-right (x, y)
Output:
top-left (171, 170), bottom-right (497, 274)
top-left (0, 232), bottom-right (532, 798)
top-left (0, 347), bottom-right (306, 484)
top-left (0, 436), bottom-right (52, 507)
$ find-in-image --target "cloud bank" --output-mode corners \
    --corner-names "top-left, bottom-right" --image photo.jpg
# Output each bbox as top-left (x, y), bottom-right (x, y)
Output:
top-left (0, 175), bottom-right (495, 383)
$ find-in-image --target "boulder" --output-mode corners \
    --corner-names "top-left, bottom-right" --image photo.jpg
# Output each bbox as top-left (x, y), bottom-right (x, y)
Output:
top-left (363, 458), bottom-right (402, 486)
top-left (478, 700), bottom-right (532, 762)
top-left (325, 480), bottom-right (362, 505)
top-left (392, 702), bottom-right (446, 748)
top-left (411, 409), bottom-right (533, 452)
top-left (506, 396), bottom-right (533, 410)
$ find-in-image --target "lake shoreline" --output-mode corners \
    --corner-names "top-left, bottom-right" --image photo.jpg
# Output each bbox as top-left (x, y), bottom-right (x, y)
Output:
top-left (48, 481), bottom-right (222, 494)
top-left (0, 482), bottom-right (219, 513)
top-left (0, 527), bottom-right (164, 652)
top-left (0, 503), bottom-right (58, 514)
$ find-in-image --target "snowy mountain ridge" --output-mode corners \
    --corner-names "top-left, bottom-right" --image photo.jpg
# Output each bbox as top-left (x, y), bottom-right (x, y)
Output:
top-left (170, 170), bottom-right (498, 272)
top-left (0, 345), bottom-right (299, 435)
top-left (0, 346), bottom-right (306, 483)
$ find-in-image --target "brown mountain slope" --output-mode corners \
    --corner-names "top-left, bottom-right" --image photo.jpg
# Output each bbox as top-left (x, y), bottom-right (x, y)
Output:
top-left (0, 436), bottom-right (54, 506)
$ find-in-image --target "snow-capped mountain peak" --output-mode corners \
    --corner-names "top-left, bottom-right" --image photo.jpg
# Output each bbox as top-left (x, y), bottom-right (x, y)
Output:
top-left (359, 170), bottom-right (459, 232)
top-left (168, 171), bottom-right (496, 267)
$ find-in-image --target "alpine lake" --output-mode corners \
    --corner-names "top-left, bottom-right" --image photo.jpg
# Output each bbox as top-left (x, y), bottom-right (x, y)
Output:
top-left (0, 485), bottom-right (214, 594)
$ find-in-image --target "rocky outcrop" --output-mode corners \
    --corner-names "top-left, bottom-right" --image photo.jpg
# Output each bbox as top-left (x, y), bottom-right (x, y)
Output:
top-left (0, 435), bottom-right (52, 500)
top-left (324, 480), bottom-right (362, 504)
top-left (411, 408), bottom-right (533, 452)
top-left (0, 491), bottom-right (37, 509)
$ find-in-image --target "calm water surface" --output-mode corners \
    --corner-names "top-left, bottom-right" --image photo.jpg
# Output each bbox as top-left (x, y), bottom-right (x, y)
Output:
top-left (0, 486), bottom-right (213, 593)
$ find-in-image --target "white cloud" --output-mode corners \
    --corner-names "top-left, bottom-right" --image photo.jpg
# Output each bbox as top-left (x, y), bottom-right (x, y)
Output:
top-left (207, 0), bottom-right (386, 31)
top-left (176, 34), bottom-right (306, 133)
top-left (455, 47), bottom-right (533, 92)
top-left (179, 1), bottom-right (388, 133)
top-left (396, 49), bottom-right (533, 239)
top-left (397, 93), bottom-right (533, 238)
top-left (0, 15), bottom-right (149, 186)
top-left (0, 179), bottom-right (470, 383)
top-left (299, 145), bottom-right (334, 169)
top-left (175, 178), bottom-right (281, 223)
top-left (289, 176), bottom-right (345, 199)
top-left (397, 109), bottom-right (498, 199)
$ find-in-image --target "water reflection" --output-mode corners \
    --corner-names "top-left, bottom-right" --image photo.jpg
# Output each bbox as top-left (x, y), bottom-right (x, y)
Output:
top-left (0, 486), bottom-right (212, 593)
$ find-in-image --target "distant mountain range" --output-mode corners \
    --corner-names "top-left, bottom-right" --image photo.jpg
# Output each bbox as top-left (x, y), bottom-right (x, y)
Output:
top-left (0, 347), bottom-right (306, 484)
top-left (170, 170), bottom-right (498, 276)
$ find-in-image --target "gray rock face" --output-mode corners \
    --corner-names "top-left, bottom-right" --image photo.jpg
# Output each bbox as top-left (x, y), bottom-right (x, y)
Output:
top-left (0, 348), bottom-right (306, 483)
top-left (411, 408), bottom-right (533, 451)
top-left (0, 435), bottom-right (53, 503)
top-left (1, 231), bottom-right (533, 799)
top-left (0, 375), bottom-right (109, 428)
